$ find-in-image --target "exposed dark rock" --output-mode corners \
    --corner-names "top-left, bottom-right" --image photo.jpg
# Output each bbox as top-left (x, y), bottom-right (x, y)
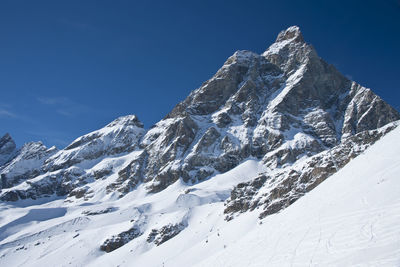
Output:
top-left (106, 151), bottom-right (147, 195)
top-left (100, 226), bottom-right (142, 253)
top-left (0, 133), bottom-right (16, 166)
top-left (82, 207), bottom-right (116, 216)
top-left (69, 187), bottom-right (89, 199)
top-left (93, 168), bottom-right (112, 180)
top-left (0, 190), bottom-right (19, 201)
top-left (146, 223), bottom-right (186, 246)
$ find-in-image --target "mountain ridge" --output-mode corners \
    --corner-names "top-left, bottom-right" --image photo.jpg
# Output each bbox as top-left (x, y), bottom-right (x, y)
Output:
top-left (0, 26), bottom-right (398, 202)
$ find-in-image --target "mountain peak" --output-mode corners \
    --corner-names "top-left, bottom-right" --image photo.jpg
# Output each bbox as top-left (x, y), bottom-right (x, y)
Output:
top-left (263, 25), bottom-right (306, 58)
top-left (275, 25), bottom-right (304, 43)
top-left (0, 133), bottom-right (17, 166)
top-left (0, 133), bottom-right (13, 143)
top-left (221, 50), bottom-right (260, 68)
top-left (262, 26), bottom-right (316, 74)
top-left (0, 133), bottom-right (16, 153)
top-left (106, 114), bottom-right (143, 128)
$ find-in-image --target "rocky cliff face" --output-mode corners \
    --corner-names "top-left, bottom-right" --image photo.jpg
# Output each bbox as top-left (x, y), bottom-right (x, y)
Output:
top-left (224, 121), bottom-right (399, 220)
top-left (0, 142), bottom-right (57, 190)
top-left (0, 133), bottom-right (17, 167)
top-left (0, 26), bottom-right (398, 205)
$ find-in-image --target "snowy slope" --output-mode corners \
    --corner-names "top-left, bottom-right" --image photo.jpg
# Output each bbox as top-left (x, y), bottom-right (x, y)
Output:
top-left (0, 124), bottom-right (399, 266)
top-left (196, 121), bottom-right (400, 267)
top-left (0, 159), bottom-right (265, 266)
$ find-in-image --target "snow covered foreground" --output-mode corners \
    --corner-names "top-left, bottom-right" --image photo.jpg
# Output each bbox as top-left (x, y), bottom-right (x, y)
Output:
top-left (1, 126), bottom-right (400, 266)
top-left (196, 127), bottom-right (400, 267)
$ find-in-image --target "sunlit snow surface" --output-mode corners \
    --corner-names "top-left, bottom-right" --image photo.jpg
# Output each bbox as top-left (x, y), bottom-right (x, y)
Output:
top-left (1, 127), bottom-right (400, 266)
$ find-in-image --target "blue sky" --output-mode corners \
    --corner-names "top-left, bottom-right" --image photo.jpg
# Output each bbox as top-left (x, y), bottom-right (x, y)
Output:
top-left (1, 0), bottom-right (399, 148)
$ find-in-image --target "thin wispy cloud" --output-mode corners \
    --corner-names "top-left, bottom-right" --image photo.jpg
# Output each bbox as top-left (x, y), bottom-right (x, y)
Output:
top-left (0, 108), bottom-right (17, 118)
top-left (37, 96), bottom-right (94, 117)
top-left (37, 96), bottom-right (70, 105)
top-left (56, 109), bottom-right (73, 117)
top-left (0, 104), bottom-right (40, 124)
top-left (0, 102), bottom-right (13, 109)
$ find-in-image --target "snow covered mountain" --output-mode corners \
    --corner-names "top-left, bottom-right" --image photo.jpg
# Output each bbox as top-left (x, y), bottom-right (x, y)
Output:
top-left (0, 26), bottom-right (399, 266)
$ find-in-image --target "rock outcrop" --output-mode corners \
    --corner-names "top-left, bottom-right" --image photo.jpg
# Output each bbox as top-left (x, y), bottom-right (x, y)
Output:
top-left (100, 226), bottom-right (143, 253)
top-left (146, 223), bottom-right (186, 246)
top-left (0, 133), bottom-right (16, 167)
